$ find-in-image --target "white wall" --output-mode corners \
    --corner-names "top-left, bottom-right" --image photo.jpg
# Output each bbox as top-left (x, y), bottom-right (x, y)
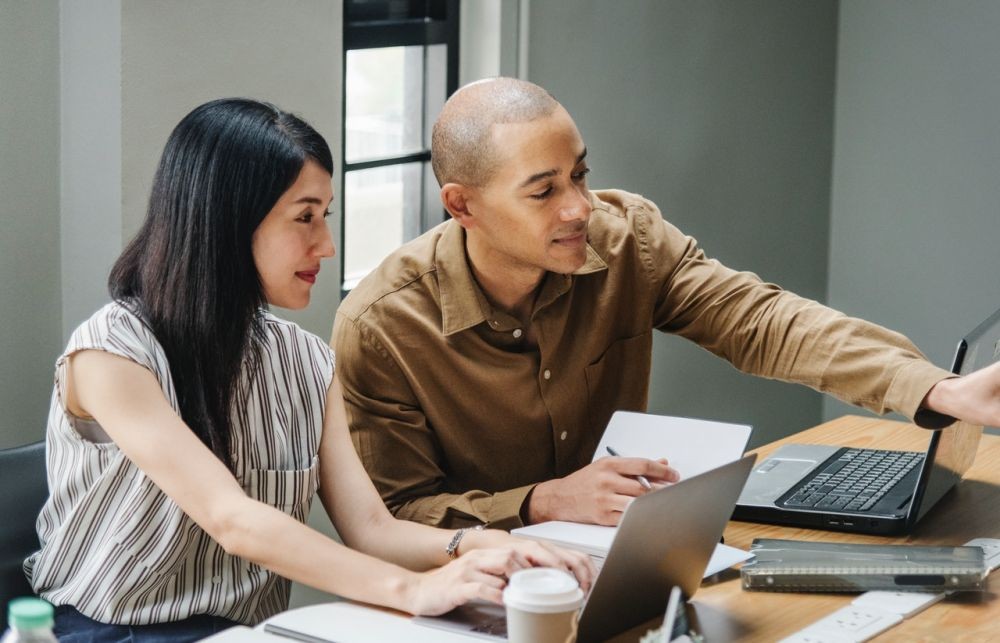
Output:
top-left (825, 1), bottom-right (1000, 422)
top-left (0, 0), bottom-right (61, 449)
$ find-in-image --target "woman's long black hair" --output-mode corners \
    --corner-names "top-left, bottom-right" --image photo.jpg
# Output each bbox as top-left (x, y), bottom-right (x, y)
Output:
top-left (109, 98), bottom-right (333, 470)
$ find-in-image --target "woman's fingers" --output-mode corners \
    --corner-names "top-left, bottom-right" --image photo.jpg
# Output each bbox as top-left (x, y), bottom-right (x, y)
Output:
top-left (514, 541), bottom-right (596, 589)
top-left (462, 547), bottom-right (527, 578)
top-left (469, 581), bottom-right (504, 605)
top-left (453, 541), bottom-right (597, 603)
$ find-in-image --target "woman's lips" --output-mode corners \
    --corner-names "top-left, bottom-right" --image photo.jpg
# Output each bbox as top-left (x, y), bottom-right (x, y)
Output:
top-left (295, 270), bottom-right (318, 284)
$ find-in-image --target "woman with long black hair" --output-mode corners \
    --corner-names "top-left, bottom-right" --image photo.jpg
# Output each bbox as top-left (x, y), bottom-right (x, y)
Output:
top-left (25, 98), bottom-right (592, 641)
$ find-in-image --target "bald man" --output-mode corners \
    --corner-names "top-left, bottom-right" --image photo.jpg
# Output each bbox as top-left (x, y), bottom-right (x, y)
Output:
top-left (332, 78), bottom-right (1000, 530)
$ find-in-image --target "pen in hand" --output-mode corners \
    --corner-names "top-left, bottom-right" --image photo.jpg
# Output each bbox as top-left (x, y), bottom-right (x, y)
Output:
top-left (605, 446), bottom-right (654, 490)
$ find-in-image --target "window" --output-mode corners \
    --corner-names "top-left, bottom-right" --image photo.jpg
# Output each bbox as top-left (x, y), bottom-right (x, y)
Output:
top-left (341, 0), bottom-right (460, 293)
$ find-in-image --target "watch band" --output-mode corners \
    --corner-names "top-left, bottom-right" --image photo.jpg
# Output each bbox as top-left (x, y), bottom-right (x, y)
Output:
top-left (446, 525), bottom-right (484, 559)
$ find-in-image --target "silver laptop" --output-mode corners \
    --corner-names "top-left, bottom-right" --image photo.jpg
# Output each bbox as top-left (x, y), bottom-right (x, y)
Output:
top-left (733, 307), bottom-right (1000, 535)
top-left (415, 454), bottom-right (756, 643)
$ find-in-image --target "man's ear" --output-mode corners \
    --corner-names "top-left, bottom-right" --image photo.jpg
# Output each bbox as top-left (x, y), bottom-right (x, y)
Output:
top-left (441, 183), bottom-right (475, 229)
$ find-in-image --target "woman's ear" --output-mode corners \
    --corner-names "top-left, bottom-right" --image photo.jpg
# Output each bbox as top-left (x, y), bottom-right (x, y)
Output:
top-left (440, 183), bottom-right (475, 229)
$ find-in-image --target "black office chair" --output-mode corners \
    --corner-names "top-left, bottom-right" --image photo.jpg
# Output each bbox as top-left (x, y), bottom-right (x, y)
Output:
top-left (0, 441), bottom-right (48, 625)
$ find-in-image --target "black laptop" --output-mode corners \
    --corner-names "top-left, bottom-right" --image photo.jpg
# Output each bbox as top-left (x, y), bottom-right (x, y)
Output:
top-left (733, 307), bottom-right (1000, 535)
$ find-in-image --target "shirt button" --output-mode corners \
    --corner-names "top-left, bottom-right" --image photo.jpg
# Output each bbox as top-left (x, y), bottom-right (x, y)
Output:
top-left (560, 431), bottom-right (568, 441)
top-left (543, 369), bottom-right (551, 380)
top-left (513, 328), bottom-right (523, 339)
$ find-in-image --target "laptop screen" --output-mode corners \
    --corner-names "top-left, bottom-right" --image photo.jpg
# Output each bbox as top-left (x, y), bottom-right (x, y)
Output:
top-left (913, 307), bottom-right (1000, 523)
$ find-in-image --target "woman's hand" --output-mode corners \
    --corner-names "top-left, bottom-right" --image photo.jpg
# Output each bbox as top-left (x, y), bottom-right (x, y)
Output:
top-left (403, 533), bottom-right (596, 616)
top-left (460, 529), bottom-right (596, 591)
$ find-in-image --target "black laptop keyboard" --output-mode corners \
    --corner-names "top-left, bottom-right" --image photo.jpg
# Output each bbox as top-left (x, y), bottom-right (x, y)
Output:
top-left (780, 448), bottom-right (924, 513)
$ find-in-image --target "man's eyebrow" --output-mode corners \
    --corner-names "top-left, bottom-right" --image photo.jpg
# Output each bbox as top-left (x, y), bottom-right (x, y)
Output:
top-left (517, 148), bottom-right (589, 189)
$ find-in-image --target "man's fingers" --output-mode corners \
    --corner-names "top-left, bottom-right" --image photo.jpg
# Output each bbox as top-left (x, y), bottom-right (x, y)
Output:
top-left (606, 475), bottom-right (651, 497)
top-left (608, 456), bottom-right (680, 482)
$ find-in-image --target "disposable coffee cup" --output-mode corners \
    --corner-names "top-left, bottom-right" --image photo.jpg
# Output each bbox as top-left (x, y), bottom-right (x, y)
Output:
top-left (503, 568), bottom-right (585, 643)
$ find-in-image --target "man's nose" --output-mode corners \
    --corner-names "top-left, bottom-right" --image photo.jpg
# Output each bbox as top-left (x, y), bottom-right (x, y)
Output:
top-left (559, 188), bottom-right (590, 222)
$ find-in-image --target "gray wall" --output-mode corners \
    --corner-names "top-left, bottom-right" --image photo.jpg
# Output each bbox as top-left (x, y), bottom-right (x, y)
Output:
top-left (825, 1), bottom-right (1000, 421)
top-left (60, 0), bottom-right (122, 340)
top-left (528, 0), bottom-right (839, 447)
top-left (118, 0), bottom-right (344, 337)
top-left (0, 0), bottom-right (61, 449)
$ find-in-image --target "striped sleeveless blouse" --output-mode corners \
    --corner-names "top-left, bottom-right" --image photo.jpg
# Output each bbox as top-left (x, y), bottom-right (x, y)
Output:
top-left (25, 302), bottom-right (334, 626)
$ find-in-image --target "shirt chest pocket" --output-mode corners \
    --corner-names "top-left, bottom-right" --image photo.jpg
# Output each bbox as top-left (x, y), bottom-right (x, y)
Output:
top-left (243, 455), bottom-right (321, 522)
top-left (584, 332), bottom-right (653, 439)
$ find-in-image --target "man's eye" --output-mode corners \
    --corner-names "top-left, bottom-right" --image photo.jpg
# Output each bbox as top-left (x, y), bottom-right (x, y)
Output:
top-left (572, 167), bottom-right (591, 181)
top-left (530, 187), bottom-right (553, 200)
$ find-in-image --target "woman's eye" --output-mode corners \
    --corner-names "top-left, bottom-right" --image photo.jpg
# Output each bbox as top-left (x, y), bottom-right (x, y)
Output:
top-left (530, 187), bottom-right (553, 200)
top-left (298, 213), bottom-right (314, 223)
top-left (572, 167), bottom-right (591, 181)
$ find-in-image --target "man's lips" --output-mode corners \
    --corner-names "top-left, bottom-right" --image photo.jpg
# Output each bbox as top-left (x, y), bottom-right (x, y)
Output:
top-left (295, 269), bottom-right (319, 284)
top-left (553, 231), bottom-right (587, 246)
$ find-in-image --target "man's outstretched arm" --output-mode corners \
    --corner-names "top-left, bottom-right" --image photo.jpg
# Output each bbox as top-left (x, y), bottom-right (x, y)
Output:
top-left (922, 361), bottom-right (1000, 428)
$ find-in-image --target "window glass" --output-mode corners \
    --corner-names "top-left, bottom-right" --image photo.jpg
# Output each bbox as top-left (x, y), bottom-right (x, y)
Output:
top-left (343, 162), bottom-right (423, 288)
top-left (345, 46), bottom-right (425, 163)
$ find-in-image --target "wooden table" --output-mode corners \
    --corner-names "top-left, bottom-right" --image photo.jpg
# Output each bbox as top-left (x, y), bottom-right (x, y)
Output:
top-left (613, 415), bottom-right (1000, 642)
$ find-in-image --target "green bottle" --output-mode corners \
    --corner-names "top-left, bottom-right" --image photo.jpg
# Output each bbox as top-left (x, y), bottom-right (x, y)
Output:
top-left (2, 598), bottom-right (57, 643)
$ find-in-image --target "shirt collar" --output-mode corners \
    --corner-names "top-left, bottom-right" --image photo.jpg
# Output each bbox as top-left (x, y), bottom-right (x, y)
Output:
top-left (436, 221), bottom-right (491, 336)
top-left (435, 212), bottom-right (609, 337)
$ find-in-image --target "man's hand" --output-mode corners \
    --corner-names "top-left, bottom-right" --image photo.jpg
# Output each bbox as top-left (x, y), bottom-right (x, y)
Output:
top-left (526, 457), bottom-right (680, 526)
top-left (923, 361), bottom-right (1000, 427)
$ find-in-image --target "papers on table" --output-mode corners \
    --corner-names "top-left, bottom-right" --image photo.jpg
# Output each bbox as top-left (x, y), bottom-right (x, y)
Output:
top-left (512, 520), bottom-right (752, 578)
top-left (512, 411), bottom-right (754, 577)
top-left (592, 411), bottom-right (752, 479)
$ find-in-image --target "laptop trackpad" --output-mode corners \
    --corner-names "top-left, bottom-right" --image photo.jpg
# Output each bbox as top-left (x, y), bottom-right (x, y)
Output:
top-left (738, 445), bottom-right (839, 505)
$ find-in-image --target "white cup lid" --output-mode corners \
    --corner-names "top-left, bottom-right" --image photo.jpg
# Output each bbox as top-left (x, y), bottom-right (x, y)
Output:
top-left (503, 568), bottom-right (585, 614)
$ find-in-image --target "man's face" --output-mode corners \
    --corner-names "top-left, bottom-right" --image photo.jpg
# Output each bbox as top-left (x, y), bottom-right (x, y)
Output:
top-left (465, 106), bottom-right (592, 277)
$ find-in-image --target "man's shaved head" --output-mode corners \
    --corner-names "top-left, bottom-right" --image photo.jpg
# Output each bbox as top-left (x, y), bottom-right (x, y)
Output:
top-left (431, 77), bottom-right (560, 187)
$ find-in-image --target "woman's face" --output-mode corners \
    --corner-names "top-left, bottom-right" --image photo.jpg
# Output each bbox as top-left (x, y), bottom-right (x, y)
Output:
top-left (252, 160), bottom-right (335, 309)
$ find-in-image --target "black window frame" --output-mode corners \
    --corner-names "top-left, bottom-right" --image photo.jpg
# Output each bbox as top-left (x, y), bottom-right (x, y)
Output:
top-left (340, 0), bottom-right (460, 296)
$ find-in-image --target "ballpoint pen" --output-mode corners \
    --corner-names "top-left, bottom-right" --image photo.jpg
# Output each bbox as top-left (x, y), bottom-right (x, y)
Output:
top-left (605, 445), bottom-right (653, 490)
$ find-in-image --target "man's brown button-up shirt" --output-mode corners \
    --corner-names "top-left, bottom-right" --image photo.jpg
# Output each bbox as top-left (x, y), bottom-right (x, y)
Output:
top-left (331, 190), bottom-right (952, 529)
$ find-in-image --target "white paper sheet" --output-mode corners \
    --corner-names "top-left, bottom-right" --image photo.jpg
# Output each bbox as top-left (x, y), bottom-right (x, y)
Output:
top-left (592, 411), bottom-right (752, 480)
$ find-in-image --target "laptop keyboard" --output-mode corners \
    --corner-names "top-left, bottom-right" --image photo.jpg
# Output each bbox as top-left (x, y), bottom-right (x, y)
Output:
top-left (780, 448), bottom-right (924, 513)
